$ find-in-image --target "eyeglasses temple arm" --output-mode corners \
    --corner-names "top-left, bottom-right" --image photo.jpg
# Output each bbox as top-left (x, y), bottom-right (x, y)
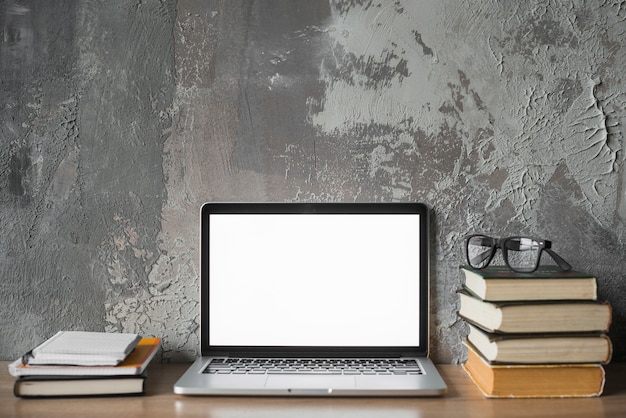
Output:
top-left (469, 251), bottom-right (492, 266)
top-left (544, 248), bottom-right (572, 271)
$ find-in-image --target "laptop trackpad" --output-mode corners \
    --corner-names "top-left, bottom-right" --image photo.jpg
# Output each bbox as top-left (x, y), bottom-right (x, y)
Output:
top-left (265, 375), bottom-right (356, 390)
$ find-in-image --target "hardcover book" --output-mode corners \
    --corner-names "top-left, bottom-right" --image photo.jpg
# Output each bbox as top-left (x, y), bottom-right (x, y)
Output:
top-left (466, 323), bottom-right (612, 364)
top-left (462, 342), bottom-right (606, 398)
top-left (13, 372), bottom-right (147, 398)
top-left (460, 265), bottom-right (597, 302)
top-left (457, 288), bottom-right (612, 333)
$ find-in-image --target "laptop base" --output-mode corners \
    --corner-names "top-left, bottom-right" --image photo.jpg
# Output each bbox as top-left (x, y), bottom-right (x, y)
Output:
top-left (174, 356), bottom-right (447, 396)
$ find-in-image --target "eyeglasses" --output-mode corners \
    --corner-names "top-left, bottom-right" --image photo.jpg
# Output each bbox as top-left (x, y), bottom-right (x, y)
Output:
top-left (464, 234), bottom-right (572, 273)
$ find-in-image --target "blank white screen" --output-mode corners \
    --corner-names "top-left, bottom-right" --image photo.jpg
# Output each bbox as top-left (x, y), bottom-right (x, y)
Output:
top-left (209, 213), bottom-right (421, 347)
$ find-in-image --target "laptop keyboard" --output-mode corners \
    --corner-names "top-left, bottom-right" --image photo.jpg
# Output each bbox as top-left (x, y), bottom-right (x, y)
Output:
top-left (203, 358), bottom-right (423, 376)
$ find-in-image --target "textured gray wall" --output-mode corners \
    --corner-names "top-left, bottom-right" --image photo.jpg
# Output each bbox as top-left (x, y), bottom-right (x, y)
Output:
top-left (1, 0), bottom-right (625, 363)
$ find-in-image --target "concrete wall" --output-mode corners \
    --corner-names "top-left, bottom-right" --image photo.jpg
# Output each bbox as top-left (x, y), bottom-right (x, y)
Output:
top-left (1, 0), bottom-right (625, 363)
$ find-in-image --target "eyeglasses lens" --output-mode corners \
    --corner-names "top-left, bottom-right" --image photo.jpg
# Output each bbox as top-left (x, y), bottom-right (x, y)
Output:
top-left (466, 236), bottom-right (495, 268)
top-left (504, 237), bottom-right (540, 272)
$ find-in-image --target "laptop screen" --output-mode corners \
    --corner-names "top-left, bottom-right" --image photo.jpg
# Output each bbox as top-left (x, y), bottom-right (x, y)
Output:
top-left (201, 203), bottom-right (429, 355)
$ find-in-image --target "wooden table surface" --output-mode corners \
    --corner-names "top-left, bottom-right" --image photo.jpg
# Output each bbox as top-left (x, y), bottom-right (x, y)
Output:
top-left (1, 361), bottom-right (625, 417)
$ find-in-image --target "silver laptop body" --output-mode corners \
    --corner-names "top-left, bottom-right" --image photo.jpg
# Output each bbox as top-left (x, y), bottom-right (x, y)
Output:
top-left (174, 202), bottom-right (447, 396)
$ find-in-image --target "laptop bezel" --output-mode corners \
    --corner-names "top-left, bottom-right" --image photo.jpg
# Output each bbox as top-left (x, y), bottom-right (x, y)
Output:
top-left (200, 202), bottom-right (430, 359)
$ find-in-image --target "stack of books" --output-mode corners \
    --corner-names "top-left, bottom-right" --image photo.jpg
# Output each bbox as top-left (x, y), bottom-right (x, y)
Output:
top-left (457, 266), bottom-right (612, 398)
top-left (8, 331), bottom-right (161, 398)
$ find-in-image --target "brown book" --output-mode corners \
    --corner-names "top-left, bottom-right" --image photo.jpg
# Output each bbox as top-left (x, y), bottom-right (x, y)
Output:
top-left (462, 342), bottom-right (606, 398)
top-left (460, 265), bottom-right (597, 301)
top-left (466, 323), bottom-right (612, 364)
top-left (458, 288), bottom-right (612, 333)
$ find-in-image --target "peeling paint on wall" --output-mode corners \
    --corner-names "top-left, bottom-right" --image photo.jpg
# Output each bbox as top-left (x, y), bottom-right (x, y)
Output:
top-left (295, 0), bottom-right (626, 361)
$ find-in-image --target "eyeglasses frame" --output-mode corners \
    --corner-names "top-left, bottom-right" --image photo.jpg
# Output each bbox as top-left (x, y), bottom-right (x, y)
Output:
top-left (464, 234), bottom-right (572, 273)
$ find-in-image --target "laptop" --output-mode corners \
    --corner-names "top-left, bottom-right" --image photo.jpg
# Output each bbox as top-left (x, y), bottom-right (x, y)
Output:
top-left (174, 202), bottom-right (447, 396)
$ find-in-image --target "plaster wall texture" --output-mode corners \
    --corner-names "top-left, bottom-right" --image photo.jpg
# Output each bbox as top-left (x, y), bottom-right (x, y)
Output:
top-left (1, 0), bottom-right (625, 363)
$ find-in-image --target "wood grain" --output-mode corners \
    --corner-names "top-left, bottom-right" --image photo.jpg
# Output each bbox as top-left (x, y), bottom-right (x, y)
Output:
top-left (2, 362), bottom-right (625, 417)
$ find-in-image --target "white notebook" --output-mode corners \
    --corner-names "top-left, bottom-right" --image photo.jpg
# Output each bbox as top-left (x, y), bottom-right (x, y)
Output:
top-left (24, 331), bottom-right (141, 366)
